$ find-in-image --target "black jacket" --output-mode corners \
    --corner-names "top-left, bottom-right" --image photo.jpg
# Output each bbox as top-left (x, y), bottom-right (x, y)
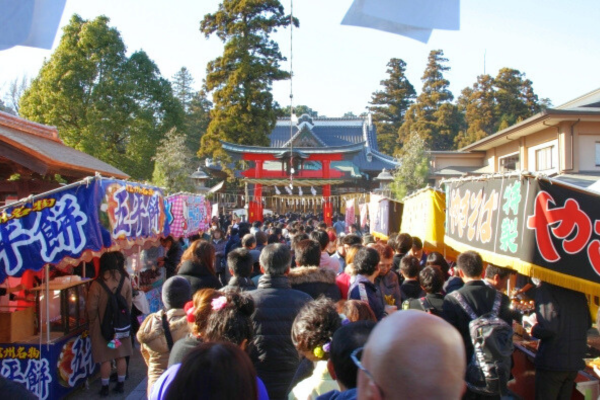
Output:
top-left (222, 276), bottom-right (257, 292)
top-left (442, 280), bottom-right (512, 362)
top-left (164, 241), bottom-right (183, 278)
top-left (177, 260), bottom-right (222, 293)
top-left (532, 282), bottom-right (591, 372)
top-left (400, 280), bottom-right (424, 302)
top-left (404, 293), bottom-right (445, 316)
top-left (288, 266), bottom-right (341, 302)
top-left (249, 275), bottom-right (312, 400)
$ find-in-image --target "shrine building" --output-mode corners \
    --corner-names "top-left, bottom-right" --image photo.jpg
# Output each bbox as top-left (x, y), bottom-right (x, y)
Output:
top-left (219, 114), bottom-right (399, 222)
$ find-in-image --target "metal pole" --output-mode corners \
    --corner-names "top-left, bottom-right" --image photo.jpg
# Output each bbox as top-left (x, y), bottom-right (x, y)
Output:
top-left (45, 263), bottom-right (50, 348)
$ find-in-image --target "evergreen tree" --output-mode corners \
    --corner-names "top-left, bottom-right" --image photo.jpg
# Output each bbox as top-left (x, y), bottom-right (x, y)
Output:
top-left (277, 104), bottom-right (319, 118)
top-left (398, 50), bottom-right (457, 150)
top-left (152, 127), bottom-right (195, 193)
top-left (368, 58), bottom-right (416, 155)
top-left (390, 132), bottom-right (430, 199)
top-left (185, 90), bottom-right (212, 155)
top-left (454, 74), bottom-right (496, 148)
top-left (19, 15), bottom-right (182, 180)
top-left (172, 67), bottom-right (195, 113)
top-left (494, 68), bottom-right (541, 127)
top-left (199, 0), bottom-right (297, 170)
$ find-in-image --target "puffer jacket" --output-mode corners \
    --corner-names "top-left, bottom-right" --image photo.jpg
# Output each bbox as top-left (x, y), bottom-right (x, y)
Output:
top-left (288, 266), bottom-right (341, 301)
top-left (249, 275), bottom-right (312, 400)
top-left (177, 260), bottom-right (222, 293)
top-left (137, 309), bottom-right (190, 394)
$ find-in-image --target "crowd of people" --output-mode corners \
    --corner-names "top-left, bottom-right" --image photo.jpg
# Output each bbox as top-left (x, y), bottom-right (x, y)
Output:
top-left (84, 213), bottom-right (593, 400)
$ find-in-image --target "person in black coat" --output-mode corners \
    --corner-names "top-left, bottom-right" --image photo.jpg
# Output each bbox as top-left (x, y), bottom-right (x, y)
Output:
top-left (403, 266), bottom-right (445, 316)
top-left (176, 240), bottom-right (222, 293)
top-left (442, 251), bottom-right (512, 365)
top-left (159, 236), bottom-right (183, 279)
top-left (531, 282), bottom-right (591, 400)
top-left (287, 239), bottom-right (341, 301)
top-left (399, 255), bottom-right (425, 302)
top-left (221, 248), bottom-right (256, 292)
top-left (249, 243), bottom-right (312, 400)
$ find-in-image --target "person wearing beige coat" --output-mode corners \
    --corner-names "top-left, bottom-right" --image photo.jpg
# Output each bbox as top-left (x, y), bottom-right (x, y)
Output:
top-left (137, 276), bottom-right (192, 395)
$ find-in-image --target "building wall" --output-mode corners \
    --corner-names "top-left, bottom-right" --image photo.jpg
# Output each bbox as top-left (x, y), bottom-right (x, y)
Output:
top-left (433, 156), bottom-right (484, 170)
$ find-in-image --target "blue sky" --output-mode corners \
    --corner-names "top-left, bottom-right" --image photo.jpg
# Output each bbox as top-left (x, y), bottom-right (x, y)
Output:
top-left (1, 0), bottom-right (599, 117)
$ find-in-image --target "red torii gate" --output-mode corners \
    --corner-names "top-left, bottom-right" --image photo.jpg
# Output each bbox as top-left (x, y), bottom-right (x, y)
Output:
top-left (221, 142), bottom-right (365, 225)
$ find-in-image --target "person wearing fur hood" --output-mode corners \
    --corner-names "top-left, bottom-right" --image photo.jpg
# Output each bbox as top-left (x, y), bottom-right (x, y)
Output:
top-left (137, 277), bottom-right (192, 395)
top-left (289, 239), bottom-right (341, 301)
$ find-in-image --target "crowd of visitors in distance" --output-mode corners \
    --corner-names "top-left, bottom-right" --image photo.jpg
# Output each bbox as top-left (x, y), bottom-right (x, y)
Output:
top-left (84, 212), bottom-right (593, 400)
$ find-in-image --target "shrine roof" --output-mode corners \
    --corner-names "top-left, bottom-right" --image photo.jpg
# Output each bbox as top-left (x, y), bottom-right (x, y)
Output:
top-left (0, 111), bottom-right (129, 179)
top-left (269, 116), bottom-right (399, 172)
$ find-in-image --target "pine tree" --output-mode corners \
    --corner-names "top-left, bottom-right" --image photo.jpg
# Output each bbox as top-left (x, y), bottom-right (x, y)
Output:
top-left (398, 50), bottom-right (457, 151)
top-left (172, 67), bottom-right (195, 113)
top-left (494, 68), bottom-right (541, 127)
top-left (199, 0), bottom-right (297, 171)
top-left (454, 74), bottom-right (496, 148)
top-left (19, 15), bottom-right (182, 179)
top-left (390, 132), bottom-right (430, 199)
top-left (368, 58), bottom-right (416, 156)
top-left (152, 127), bottom-right (195, 193)
top-left (185, 90), bottom-right (212, 156)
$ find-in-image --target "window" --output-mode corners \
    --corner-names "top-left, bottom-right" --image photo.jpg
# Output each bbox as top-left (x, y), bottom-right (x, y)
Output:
top-left (596, 142), bottom-right (600, 166)
top-left (499, 154), bottom-right (520, 172)
top-left (536, 146), bottom-right (554, 171)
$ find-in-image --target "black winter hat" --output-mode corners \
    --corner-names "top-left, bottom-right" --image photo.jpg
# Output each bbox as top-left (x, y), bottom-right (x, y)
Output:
top-left (162, 276), bottom-right (192, 310)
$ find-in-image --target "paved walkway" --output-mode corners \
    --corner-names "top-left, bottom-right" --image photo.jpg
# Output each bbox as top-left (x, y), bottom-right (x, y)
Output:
top-left (67, 343), bottom-right (148, 400)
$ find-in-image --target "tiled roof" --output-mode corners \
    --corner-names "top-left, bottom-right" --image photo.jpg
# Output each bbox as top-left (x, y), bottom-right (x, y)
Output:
top-left (268, 116), bottom-right (398, 173)
top-left (0, 111), bottom-right (129, 179)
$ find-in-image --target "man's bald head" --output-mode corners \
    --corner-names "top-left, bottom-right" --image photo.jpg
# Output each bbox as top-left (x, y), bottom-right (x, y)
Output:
top-left (357, 310), bottom-right (466, 400)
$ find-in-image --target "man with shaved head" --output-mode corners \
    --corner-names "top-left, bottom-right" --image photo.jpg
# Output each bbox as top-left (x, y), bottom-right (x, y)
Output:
top-left (356, 310), bottom-right (466, 400)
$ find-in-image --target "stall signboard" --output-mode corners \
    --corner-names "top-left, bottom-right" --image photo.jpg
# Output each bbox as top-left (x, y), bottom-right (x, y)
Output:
top-left (369, 194), bottom-right (389, 238)
top-left (166, 194), bottom-right (211, 238)
top-left (401, 188), bottom-right (446, 252)
top-left (345, 199), bottom-right (355, 232)
top-left (444, 175), bottom-right (600, 293)
top-left (0, 330), bottom-right (95, 399)
top-left (0, 178), bottom-right (170, 283)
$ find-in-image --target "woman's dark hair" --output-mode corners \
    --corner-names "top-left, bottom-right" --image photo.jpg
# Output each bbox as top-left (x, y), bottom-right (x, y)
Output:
top-left (342, 300), bottom-right (377, 323)
top-left (99, 251), bottom-right (125, 281)
top-left (426, 251), bottom-right (450, 280)
top-left (211, 229), bottom-right (224, 239)
top-left (204, 292), bottom-right (255, 347)
top-left (291, 297), bottom-right (341, 361)
top-left (179, 240), bottom-right (216, 275)
top-left (164, 342), bottom-right (258, 400)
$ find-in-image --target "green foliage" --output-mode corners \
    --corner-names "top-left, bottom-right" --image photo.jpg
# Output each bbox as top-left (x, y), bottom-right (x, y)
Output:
top-left (54, 174), bottom-right (67, 184)
top-left (19, 14), bottom-right (183, 180)
top-left (185, 90), bottom-right (212, 156)
top-left (398, 50), bottom-right (458, 151)
top-left (152, 128), bottom-right (195, 193)
top-left (390, 133), bottom-right (430, 199)
top-left (172, 67), bottom-right (195, 113)
top-left (368, 58), bottom-right (416, 156)
top-left (455, 68), bottom-right (546, 148)
top-left (277, 104), bottom-right (318, 118)
top-left (199, 0), bottom-right (297, 174)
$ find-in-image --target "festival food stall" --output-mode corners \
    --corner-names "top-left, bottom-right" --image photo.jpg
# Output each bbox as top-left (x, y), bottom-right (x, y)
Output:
top-left (368, 193), bottom-right (403, 241)
top-left (443, 172), bottom-right (600, 400)
top-left (400, 187), bottom-right (458, 258)
top-left (0, 176), bottom-right (170, 399)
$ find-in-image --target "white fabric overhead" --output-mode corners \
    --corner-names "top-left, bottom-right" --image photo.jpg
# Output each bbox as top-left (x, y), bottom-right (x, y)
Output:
top-left (341, 0), bottom-right (460, 43)
top-left (0, 0), bottom-right (67, 50)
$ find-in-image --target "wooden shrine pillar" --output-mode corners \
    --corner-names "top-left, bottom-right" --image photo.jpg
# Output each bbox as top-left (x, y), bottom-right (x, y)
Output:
top-left (322, 160), bottom-right (332, 225)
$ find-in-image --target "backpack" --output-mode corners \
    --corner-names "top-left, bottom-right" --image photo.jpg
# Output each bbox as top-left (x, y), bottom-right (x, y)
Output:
top-left (98, 274), bottom-right (131, 342)
top-left (450, 290), bottom-right (513, 396)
